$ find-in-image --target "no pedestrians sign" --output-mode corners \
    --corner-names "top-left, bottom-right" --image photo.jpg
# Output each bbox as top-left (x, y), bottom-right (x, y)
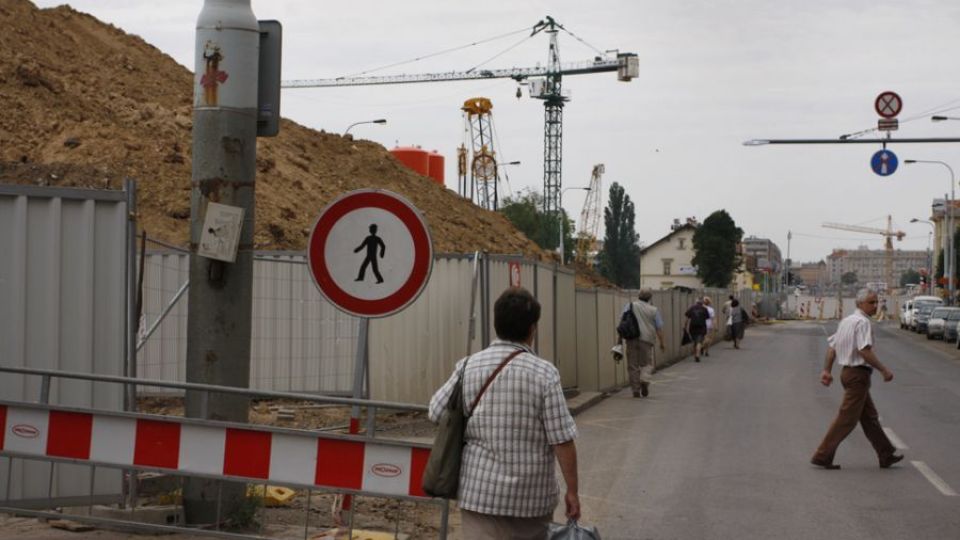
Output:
top-left (307, 189), bottom-right (433, 318)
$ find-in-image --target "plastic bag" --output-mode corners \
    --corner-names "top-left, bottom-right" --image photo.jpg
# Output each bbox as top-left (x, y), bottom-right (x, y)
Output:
top-left (548, 519), bottom-right (601, 540)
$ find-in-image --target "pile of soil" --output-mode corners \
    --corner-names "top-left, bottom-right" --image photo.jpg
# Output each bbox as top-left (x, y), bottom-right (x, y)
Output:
top-left (0, 0), bottom-right (549, 260)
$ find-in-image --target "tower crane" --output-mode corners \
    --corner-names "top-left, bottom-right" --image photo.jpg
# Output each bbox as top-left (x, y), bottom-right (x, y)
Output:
top-left (822, 216), bottom-right (906, 291)
top-left (281, 16), bottom-right (638, 216)
top-left (575, 164), bottom-right (604, 266)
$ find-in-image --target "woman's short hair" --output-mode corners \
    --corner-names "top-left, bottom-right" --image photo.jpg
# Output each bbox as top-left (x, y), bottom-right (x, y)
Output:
top-left (731, 299), bottom-right (740, 307)
top-left (638, 289), bottom-right (653, 301)
top-left (494, 287), bottom-right (541, 342)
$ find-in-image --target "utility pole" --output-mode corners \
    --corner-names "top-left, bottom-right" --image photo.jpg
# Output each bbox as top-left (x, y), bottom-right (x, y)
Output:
top-left (184, 0), bottom-right (259, 524)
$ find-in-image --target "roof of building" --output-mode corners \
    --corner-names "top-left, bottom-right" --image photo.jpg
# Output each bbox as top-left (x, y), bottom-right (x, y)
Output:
top-left (640, 223), bottom-right (697, 255)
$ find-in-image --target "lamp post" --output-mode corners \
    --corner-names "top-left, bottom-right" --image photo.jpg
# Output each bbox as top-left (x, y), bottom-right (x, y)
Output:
top-left (558, 186), bottom-right (590, 264)
top-left (905, 159), bottom-right (956, 303)
top-left (911, 218), bottom-right (934, 292)
top-left (343, 118), bottom-right (386, 136)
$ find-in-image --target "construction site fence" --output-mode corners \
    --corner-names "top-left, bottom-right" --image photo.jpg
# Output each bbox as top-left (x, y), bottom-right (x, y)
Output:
top-left (139, 250), bottom-right (762, 403)
top-left (0, 365), bottom-right (448, 540)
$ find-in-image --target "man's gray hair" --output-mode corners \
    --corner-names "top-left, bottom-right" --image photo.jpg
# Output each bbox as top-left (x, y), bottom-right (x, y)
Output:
top-left (638, 289), bottom-right (653, 301)
top-left (856, 288), bottom-right (878, 304)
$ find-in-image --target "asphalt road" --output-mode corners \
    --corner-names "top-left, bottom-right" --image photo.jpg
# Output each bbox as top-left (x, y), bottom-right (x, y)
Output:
top-left (571, 320), bottom-right (960, 540)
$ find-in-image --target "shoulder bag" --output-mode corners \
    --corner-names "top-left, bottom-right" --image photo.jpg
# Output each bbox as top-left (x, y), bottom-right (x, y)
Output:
top-left (421, 348), bottom-right (524, 498)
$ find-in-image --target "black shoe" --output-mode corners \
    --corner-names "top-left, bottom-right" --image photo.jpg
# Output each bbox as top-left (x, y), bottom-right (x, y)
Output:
top-left (705, 350), bottom-right (710, 357)
top-left (640, 383), bottom-right (649, 397)
top-left (880, 454), bottom-right (904, 468)
top-left (811, 458), bottom-right (841, 470)
top-left (694, 356), bottom-right (700, 362)
top-left (632, 391), bottom-right (641, 398)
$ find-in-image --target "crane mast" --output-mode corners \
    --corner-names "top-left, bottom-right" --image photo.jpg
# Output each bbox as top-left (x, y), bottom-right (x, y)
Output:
top-left (280, 17), bottom-right (639, 215)
top-left (575, 164), bottom-right (604, 266)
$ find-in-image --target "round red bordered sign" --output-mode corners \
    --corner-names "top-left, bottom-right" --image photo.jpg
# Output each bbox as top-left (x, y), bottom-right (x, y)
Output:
top-left (874, 91), bottom-right (902, 119)
top-left (307, 189), bottom-right (433, 318)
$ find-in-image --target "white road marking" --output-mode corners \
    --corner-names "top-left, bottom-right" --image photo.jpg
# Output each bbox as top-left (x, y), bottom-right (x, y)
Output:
top-left (883, 427), bottom-right (908, 450)
top-left (912, 461), bottom-right (958, 497)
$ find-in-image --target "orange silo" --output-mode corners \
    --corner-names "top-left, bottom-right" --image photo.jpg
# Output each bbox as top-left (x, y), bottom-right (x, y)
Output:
top-left (390, 146), bottom-right (430, 177)
top-left (427, 150), bottom-right (445, 186)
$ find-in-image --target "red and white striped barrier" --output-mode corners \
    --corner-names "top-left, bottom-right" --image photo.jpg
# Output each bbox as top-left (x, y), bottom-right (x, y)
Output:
top-left (0, 403), bottom-right (431, 499)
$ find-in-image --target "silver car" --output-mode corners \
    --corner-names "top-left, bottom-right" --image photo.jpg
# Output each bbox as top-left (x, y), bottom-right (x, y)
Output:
top-left (945, 309), bottom-right (960, 342)
top-left (926, 307), bottom-right (960, 340)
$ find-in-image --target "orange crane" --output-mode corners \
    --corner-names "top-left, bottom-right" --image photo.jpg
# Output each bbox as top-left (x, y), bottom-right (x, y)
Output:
top-left (575, 164), bottom-right (604, 266)
top-left (281, 17), bottom-right (638, 216)
top-left (822, 216), bottom-right (906, 290)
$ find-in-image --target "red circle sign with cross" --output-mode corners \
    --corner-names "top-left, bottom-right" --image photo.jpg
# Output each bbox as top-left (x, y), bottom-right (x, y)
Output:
top-left (874, 91), bottom-right (902, 119)
top-left (307, 189), bottom-right (433, 318)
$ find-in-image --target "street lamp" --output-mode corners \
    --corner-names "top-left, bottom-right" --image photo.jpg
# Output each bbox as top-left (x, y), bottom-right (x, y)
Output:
top-left (558, 186), bottom-right (591, 264)
top-left (905, 159), bottom-right (956, 303)
top-left (932, 115), bottom-right (960, 122)
top-left (911, 218), bottom-right (935, 292)
top-left (343, 118), bottom-right (386, 136)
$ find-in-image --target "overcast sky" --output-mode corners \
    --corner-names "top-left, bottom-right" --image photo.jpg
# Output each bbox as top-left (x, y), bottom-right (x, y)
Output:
top-left (33, 0), bottom-right (960, 263)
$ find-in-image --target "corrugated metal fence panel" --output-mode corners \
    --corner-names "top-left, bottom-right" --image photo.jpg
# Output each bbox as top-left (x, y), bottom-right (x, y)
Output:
top-left (369, 255), bottom-right (475, 404)
top-left (595, 290), bottom-right (619, 392)
top-left (0, 185), bottom-right (126, 502)
top-left (555, 270), bottom-right (578, 388)
top-left (535, 263), bottom-right (555, 363)
top-left (575, 290), bottom-right (599, 392)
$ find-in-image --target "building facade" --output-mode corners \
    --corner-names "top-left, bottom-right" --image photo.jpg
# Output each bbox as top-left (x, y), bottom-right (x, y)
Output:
top-left (639, 222), bottom-right (702, 290)
top-left (824, 246), bottom-right (928, 286)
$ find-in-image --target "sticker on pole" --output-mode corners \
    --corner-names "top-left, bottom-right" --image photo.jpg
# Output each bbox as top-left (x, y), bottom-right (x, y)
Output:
top-left (307, 189), bottom-right (433, 318)
top-left (870, 149), bottom-right (898, 176)
top-left (874, 91), bottom-right (902, 119)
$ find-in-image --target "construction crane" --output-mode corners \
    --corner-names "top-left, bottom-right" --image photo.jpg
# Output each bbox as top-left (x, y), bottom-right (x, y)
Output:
top-left (822, 216), bottom-right (906, 291)
top-left (575, 164), bottom-right (604, 266)
top-left (459, 97), bottom-right (501, 210)
top-left (281, 16), bottom-right (638, 216)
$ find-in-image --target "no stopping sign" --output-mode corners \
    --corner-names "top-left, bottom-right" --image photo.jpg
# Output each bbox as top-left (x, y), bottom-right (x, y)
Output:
top-left (307, 189), bottom-right (433, 318)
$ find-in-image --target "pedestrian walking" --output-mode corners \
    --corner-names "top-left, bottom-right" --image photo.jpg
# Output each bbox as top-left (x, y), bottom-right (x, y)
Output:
top-left (810, 288), bottom-right (903, 470)
top-left (729, 298), bottom-right (747, 349)
top-left (702, 296), bottom-right (716, 356)
top-left (877, 298), bottom-right (888, 321)
top-left (623, 289), bottom-right (666, 398)
top-left (684, 298), bottom-right (711, 362)
top-left (429, 287), bottom-right (580, 538)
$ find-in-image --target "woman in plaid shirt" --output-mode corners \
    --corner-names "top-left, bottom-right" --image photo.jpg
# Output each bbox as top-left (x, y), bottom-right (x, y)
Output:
top-left (429, 287), bottom-right (580, 539)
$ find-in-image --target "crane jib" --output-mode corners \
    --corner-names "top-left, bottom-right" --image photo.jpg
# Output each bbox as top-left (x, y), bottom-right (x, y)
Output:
top-left (280, 56), bottom-right (636, 89)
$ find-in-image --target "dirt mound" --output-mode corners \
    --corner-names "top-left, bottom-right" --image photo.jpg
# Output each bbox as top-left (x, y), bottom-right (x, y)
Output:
top-left (0, 0), bottom-right (548, 258)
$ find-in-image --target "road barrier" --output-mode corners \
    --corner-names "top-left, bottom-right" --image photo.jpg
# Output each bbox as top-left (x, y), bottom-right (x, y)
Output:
top-left (0, 366), bottom-right (449, 539)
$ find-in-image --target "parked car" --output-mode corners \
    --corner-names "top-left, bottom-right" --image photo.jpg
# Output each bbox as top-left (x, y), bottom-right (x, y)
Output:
top-left (915, 303), bottom-right (938, 334)
top-left (925, 307), bottom-right (960, 340)
top-left (908, 297), bottom-right (943, 331)
top-left (945, 309), bottom-right (960, 342)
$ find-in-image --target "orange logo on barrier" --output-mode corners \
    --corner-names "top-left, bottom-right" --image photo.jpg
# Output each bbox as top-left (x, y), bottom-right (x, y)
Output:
top-left (12, 424), bottom-right (39, 439)
top-left (371, 463), bottom-right (402, 478)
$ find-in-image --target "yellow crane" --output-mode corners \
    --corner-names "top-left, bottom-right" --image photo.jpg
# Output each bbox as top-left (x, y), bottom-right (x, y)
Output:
top-left (575, 164), bottom-right (604, 266)
top-left (822, 216), bottom-right (905, 290)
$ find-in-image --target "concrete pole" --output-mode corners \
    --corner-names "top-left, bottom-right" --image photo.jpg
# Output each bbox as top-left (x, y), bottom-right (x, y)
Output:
top-left (184, 0), bottom-right (259, 525)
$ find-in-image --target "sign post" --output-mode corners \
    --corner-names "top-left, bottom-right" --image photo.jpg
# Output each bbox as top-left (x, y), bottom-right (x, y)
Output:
top-left (306, 189), bottom-right (433, 524)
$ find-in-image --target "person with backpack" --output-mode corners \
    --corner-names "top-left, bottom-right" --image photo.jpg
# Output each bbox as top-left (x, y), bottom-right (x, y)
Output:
top-left (684, 298), bottom-right (711, 362)
top-left (620, 289), bottom-right (666, 398)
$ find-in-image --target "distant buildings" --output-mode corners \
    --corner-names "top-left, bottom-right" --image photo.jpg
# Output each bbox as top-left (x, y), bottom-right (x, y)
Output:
top-left (639, 219), bottom-right (701, 290)
top-left (823, 246), bottom-right (928, 285)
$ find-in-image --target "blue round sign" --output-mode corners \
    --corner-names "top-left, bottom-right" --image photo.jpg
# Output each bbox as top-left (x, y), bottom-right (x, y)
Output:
top-left (871, 149), bottom-right (898, 176)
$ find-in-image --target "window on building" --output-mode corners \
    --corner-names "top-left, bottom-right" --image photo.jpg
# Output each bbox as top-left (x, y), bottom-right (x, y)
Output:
top-left (678, 238), bottom-right (686, 250)
top-left (663, 259), bottom-right (673, 275)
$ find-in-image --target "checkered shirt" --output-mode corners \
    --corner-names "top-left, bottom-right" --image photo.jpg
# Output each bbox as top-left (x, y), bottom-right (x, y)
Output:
top-left (428, 340), bottom-right (578, 517)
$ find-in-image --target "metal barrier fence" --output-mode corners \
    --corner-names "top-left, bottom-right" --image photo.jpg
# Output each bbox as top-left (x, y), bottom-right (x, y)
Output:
top-left (0, 365), bottom-right (448, 539)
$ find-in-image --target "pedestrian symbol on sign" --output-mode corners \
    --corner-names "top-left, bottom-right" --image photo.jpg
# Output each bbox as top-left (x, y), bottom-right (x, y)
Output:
top-left (354, 224), bottom-right (386, 284)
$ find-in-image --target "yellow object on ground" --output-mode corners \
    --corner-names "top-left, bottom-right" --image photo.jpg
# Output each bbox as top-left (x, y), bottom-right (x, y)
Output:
top-left (247, 485), bottom-right (297, 507)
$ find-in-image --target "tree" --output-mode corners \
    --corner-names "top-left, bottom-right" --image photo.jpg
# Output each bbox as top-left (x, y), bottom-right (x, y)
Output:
top-left (692, 210), bottom-right (743, 288)
top-left (900, 268), bottom-right (921, 287)
top-left (841, 271), bottom-right (858, 285)
top-left (598, 183), bottom-right (640, 287)
top-left (500, 189), bottom-right (576, 261)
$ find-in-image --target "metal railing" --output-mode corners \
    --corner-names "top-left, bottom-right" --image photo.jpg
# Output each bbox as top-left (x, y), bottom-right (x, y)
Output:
top-left (0, 365), bottom-right (447, 540)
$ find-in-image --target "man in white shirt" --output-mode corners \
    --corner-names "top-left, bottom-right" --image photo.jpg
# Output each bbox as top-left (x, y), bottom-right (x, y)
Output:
top-left (811, 288), bottom-right (903, 470)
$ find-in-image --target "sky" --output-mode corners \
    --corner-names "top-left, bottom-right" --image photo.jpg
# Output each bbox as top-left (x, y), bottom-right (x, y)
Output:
top-left (31, 0), bottom-right (960, 263)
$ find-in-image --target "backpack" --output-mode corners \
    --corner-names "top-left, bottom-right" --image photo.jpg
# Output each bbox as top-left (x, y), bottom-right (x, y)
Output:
top-left (617, 307), bottom-right (641, 340)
